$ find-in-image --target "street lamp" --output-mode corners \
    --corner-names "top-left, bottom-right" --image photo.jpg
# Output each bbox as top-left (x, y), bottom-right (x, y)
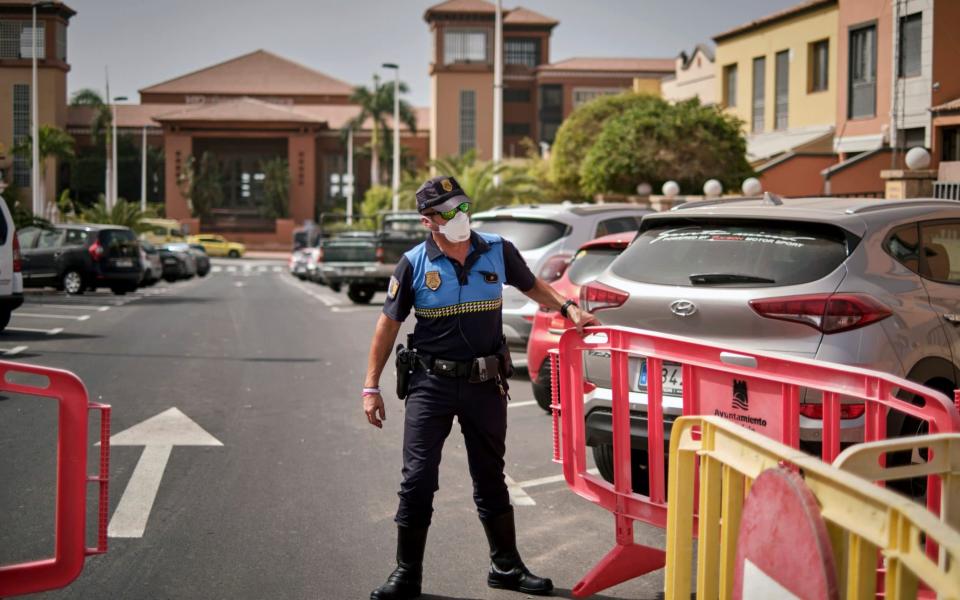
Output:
top-left (31, 0), bottom-right (55, 216)
top-left (382, 62), bottom-right (400, 213)
top-left (111, 95), bottom-right (128, 210)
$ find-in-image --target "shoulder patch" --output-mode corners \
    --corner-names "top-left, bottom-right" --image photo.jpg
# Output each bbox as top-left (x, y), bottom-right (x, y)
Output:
top-left (425, 270), bottom-right (442, 291)
top-left (387, 276), bottom-right (400, 299)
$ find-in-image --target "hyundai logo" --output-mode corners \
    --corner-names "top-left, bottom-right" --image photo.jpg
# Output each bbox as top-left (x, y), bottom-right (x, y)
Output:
top-left (670, 300), bottom-right (698, 317)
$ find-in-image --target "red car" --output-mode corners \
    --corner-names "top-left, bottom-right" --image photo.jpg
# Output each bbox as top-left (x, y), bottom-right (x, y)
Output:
top-left (526, 231), bottom-right (637, 411)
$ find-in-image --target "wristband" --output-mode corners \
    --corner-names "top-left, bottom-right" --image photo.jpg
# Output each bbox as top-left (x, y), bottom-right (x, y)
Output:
top-left (560, 299), bottom-right (578, 319)
top-left (362, 387), bottom-right (381, 396)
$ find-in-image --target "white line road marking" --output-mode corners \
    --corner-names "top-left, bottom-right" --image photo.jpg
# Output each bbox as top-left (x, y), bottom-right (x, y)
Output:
top-left (227, 266), bottom-right (237, 272)
top-left (5, 326), bottom-right (63, 335)
top-left (38, 304), bottom-right (111, 312)
top-left (272, 266), bottom-right (282, 272)
top-left (507, 400), bottom-right (538, 409)
top-left (330, 305), bottom-right (382, 313)
top-left (2, 346), bottom-right (27, 355)
top-left (278, 274), bottom-right (339, 307)
top-left (211, 266), bottom-right (223, 273)
top-left (234, 282), bottom-right (244, 287)
top-left (512, 469), bottom-right (600, 490)
top-left (104, 407), bottom-right (223, 538)
top-left (505, 474), bottom-right (536, 507)
top-left (15, 312), bottom-right (90, 321)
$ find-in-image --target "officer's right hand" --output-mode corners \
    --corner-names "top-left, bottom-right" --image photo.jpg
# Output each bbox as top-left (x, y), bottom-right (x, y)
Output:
top-left (364, 393), bottom-right (386, 429)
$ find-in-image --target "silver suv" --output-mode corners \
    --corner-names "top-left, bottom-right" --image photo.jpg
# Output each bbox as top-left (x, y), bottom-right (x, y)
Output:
top-left (471, 203), bottom-right (652, 363)
top-left (580, 197), bottom-right (959, 491)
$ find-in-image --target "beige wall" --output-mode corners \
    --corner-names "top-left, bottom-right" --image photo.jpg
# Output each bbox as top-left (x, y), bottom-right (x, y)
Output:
top-left (662, 52), bottom-right (717, 104)
top-left (716, 4), bottom-right (838, 133)
top-left (431, 71), bottom-right (493, 161)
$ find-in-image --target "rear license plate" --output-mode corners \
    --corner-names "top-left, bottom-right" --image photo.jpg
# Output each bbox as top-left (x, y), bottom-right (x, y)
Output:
top-left (114, 258), bottom-right (134, 268)
top-left (639, 360), bottom-right (683, 396)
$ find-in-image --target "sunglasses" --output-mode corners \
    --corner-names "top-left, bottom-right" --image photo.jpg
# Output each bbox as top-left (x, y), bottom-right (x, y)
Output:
top-left (427, 202), bottom-right (471, 220)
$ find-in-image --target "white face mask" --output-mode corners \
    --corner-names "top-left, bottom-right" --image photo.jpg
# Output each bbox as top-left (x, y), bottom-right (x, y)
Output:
top-left (438, 211), bottom-right (471, 243)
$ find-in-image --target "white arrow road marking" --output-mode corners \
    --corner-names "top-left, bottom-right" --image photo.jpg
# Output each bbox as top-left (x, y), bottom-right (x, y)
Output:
top-left (103, 407), bottom-right (222, 538)
top-left (3, 345), bottom-right (28, 355)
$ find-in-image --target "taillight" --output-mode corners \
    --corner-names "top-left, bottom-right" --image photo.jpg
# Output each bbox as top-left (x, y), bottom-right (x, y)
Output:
top-left (799, 403), bottom-right (866, 420)
top-left (538, 253), bottom-right (571, 283)
top-left (12, 234), bottom-right (22, 273)
top-left (375, 246), bottom-right (384, 263)
top-left (749, 293), bottom-right (892, 334)
top-left (580, 281), bottom-right (628, 312)
top-left (317, 247), bottom-right (323, 262)
top-left (89, 240), bottom-right (105, 261)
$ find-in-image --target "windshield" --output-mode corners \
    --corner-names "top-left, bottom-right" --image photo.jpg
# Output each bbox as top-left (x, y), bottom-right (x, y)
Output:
top-left (382, 219), bottom-right (423, 235)
top-left (567, 248), bottom-right (622, 285)
top-left (612, 219), bottom-right (855, 287)
top-left (471, 218), bottom-right (567, 251)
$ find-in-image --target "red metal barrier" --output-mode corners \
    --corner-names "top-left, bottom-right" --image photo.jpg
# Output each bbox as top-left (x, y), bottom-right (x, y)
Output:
top-left (553, 326), bottom-right (960, 597)
top-left (0, 361), bottom-right (110, 597)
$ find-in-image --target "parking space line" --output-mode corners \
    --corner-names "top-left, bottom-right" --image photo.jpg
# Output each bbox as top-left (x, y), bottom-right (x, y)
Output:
top-left (39, 304), bottom-right (111, 312)
top-left (505, 474), bottom-right (536, 507)
top-left (3, 345), bottom-right (27, 355)
top-left (6, 326), bottom-right (62, 335)
top-left (15, 312), bottom-right (90, 321)
top-left (278, 274), bottom-right (338, 307)
top-left (507, 400), bottom-right (538, 409)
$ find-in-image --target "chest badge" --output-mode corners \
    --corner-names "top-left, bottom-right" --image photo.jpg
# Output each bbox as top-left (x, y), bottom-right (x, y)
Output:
top-left (482, 271), bottom-right (499, 283)
top-left (425, 270), bottom-right (442, 291)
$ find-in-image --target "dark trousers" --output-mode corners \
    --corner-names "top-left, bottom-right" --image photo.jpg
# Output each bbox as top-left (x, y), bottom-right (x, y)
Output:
top-left (395, 369), bottom-right (511, 528)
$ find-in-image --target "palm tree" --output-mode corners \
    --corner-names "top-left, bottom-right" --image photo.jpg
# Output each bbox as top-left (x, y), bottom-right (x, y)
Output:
top-left (77, 198), bottom-right (152, 232)
top-left (13, 125), bottom-right (76, 218)
top-left (343, 74), bottom-right (418, 186)
top-left (428, 151), bottom-right (543, 212)
top-left (70, 88), bottom-right (112, 144)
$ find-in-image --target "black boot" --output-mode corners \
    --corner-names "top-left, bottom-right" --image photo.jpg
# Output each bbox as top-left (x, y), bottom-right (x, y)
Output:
top-left (481, 510), bottom-right (553, 596)
top-left (370, 525), bottom-right (428, 600)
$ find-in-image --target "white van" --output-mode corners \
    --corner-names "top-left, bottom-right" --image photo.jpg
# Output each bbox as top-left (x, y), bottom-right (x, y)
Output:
top-left (0, 199), bottom-right (24, 330)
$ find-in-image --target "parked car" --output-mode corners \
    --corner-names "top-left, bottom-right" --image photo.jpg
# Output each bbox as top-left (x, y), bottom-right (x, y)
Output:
top-left (140, 218), bottom-right (187, 245)
top-left (139, 239), bottom-right (163, 287)
top-left (187, 243), bottom-right (211, 277)
top-left (527, 231), bottom-right (636, 411)
top-left (0, 198), bottom-right (24, 331)
top-left (305, 247), bottom-right (324, 284)
top-left (580, 196), bottom-right (960, 493)
top-left (471, 203), bottom-right (653, 364)
top-left (290, 248), bottom-right (311, 280)
top-left (188, 234), bottom-right (245, 258)
top-left (318, 213), bottom-right (425, 303)
top-left (159, 243), bottom-right (197, 282)
top-left (18, 224), bottom-right (142, 295)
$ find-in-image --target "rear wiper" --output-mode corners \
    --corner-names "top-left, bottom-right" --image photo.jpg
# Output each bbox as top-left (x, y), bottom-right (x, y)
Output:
top-left (689, 273), bottom-right (775, 284)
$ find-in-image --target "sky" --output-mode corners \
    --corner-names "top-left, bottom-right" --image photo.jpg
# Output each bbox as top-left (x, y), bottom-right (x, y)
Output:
top-left (67, 0), bottom-right (800, 107)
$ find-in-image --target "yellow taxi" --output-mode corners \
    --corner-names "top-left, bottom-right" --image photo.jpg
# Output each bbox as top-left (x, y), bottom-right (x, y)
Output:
top-left (188, 234), bottom-right (246, 258)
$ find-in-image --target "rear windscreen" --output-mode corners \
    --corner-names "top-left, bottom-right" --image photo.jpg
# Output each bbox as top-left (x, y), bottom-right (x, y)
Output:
top-left (471, 218), bottom-right (567, 251)
top-left (568, 248), bottom-right (622, 285)
top-left (612, 219), bottom-right (856, 287)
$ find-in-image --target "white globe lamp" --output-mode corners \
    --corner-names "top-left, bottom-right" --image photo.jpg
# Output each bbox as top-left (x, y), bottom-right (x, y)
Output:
top-left (741, 177), bottom-right (762, 196)
top-left (703, 179), bottom-right (723, 198)
top-left (662, 180), bottom-right (680, 198)
top-left (905, 147), bottom-right (931, 171)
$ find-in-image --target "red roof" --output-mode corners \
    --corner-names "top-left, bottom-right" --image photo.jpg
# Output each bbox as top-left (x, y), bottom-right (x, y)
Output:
top-left (931, 97), bottom-right (960, 114)
top-left (138, 50), bottom-right (354, 97)
top-left (151, 98), bottom-right (325, 124)
top-left (504, 6), bottom-right (558, 26)
top-left (713, 0), bottom-right (836, 42)
top-left (424, 0), bottom-right (556, 25)
top-left (538, 57), bottom-right (675, 74)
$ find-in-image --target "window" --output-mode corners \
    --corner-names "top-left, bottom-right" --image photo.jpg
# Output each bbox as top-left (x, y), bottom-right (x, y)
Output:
top-left (55, 21), bottom-right (66, 62)
top-left (504, 38), bottom-right (539, 67)
top-left (568, 248), bottom-right (624, 285)
top-left (885, 224), bottom-right (921, 274)
top-left (0, 20), bottom-right (44, 59)
top-left (63, 229), bottom-right (88, 246)
top-left (723, 64), bottom-right (737, 107)
top-left (943, 127), bottom-right (960, 162)
top-left (539, 84), bottom-right (563, 144)
top-left (595, 217), bottom-right (640, 237)
top-left (849, 24), bottom-right (877, 118)
top-left (809, 39), bottom-right (829, 92)
top-left (921, 222), bottom-right (960, 284)
top-left (752, 56), bottom-right (766, 133)
top-left (504, 88), bottom-right (530, 103)
top-left (572, 88), bottom-right (622, 109)
top-left (471, 218), bottom-right (567, 251)
top-left (898, 127), bottom-right (925, 149)
top-left (36, 228), bottom-right (62, 249)
top-left (898, 13), bottom-right (922, 78)
top-left (774, 50), bottom-right (789, 130)
top-left (459, 90), bottom-right (476, 155)
top-left (444, 30), bottom-right (487, 64)
top-left (503, 123), bottom-right (530, 136)
top-left (16, 227), bottom-right (40, 250)
top-left (12, 84), bottom-right (31, 187)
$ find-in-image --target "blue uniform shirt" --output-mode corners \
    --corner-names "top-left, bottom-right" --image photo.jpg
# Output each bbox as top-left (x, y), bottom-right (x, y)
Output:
top-left (383, 231), bottom-right (536, 361)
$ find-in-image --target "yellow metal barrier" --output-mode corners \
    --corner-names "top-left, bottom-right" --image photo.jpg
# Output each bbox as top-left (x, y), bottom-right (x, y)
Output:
top-left (664, 416), bottom-right (960, 600)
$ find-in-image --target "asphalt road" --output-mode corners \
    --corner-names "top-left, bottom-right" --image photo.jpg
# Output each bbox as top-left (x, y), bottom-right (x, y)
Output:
top-left (0, 259), bottom-right (666, 600)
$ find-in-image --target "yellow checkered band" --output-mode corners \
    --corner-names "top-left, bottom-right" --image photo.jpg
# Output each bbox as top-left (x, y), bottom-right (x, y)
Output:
top-left (415, 298), bottom-right (503, 319)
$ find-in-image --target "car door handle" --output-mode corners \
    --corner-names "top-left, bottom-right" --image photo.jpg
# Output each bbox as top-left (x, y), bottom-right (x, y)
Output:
top-left (944, 313), bottom-right (960, 325)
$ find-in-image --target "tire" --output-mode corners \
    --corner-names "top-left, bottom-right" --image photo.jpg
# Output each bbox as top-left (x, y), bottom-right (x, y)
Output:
top-left (0, 308), bottom-right (11, 332)
top-left (110, 284), bottom-right (132, 296)
top-left (62, 271), bottom-right (85, 295)
top-left (329, 283), bottom-right (342, 293)
top-left (347, 284), bottom-right (375, 304)
top-left (592, 444), bottom-right (656, 496)
top-left (532, 359), bottom-right (556, 413)
top-left (228, 250), bottom-right (240, 258)
top-left (163, 275), bottom-right (178, 283)
top-left (886, 379), bottom-right (954, 500)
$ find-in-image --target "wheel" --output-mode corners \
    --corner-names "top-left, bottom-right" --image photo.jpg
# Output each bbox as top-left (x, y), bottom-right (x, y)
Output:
top-left (228, 250), bottom-right (240, 258)
top-left (163, 275), bottom-right (178, 283)
top-left (329, 282), bottom-right (342, 293)
top-left (110, 285), bottom-right (129, 296)
top-left (886, 379), bottom-right (954, 500)
top-left (592, 444), bottom-right (656, 496)
top-left (347, 284), bottom-right (375, 304)
top-left (0, 308), bottom-right (10, 332)
top-left (532, 359), bottom-right (556, 413)
top-left (62, 271), bottom-right (85, 295)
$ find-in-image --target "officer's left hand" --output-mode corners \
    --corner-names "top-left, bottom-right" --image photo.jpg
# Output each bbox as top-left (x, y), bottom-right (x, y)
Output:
top-left (568, 305), bottom-right (599, 334)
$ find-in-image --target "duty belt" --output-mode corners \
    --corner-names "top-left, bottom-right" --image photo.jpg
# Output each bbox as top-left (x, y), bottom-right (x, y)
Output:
top-left (414, 353), bottom-right (476, 378)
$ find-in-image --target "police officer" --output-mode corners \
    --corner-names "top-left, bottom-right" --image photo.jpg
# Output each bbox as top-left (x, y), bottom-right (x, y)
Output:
top-left (362, 176), bottom-right (597, 599)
